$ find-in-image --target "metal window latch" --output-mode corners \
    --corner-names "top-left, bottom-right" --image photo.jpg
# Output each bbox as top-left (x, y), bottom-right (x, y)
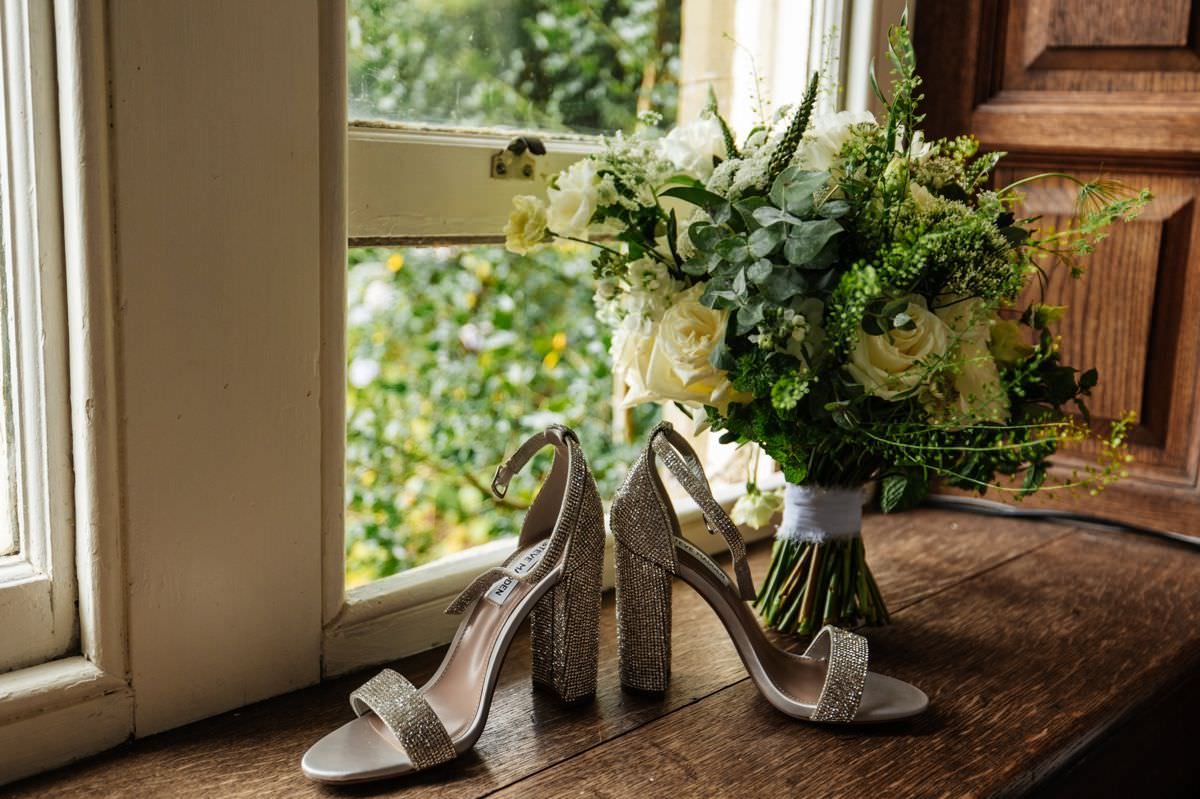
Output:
top-left (490, 136), bottom-right (546, 180)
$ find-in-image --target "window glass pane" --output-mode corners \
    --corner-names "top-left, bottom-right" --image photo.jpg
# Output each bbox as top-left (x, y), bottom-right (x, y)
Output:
top-left (345, 244), bottom-right (658, 586)
top-left (347, 0), bottom-right (682, 134)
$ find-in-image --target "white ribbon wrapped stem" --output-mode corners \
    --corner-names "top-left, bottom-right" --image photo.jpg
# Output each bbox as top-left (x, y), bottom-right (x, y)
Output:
top-left (776, 484), bottom-right (864, 543)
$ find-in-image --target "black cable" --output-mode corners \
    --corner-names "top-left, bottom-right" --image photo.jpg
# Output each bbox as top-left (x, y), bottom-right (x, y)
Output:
top-left (923, 494), bottom-right (1200, 551)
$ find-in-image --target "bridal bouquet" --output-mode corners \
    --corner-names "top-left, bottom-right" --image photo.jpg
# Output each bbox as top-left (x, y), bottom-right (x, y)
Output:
top-left (503, 16), bottom-right (1148, 635)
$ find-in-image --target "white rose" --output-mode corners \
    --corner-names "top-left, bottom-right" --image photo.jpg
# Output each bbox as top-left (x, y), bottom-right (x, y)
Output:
top-left (503, 194), bottom-right (548, 254)
top-left (660, 116), bottom-right (726, 180)
top-left (617, 284), bottom-right (750, 413)
top-left (730, 488), bottom-right (783, 528)
top-left (798, 110), bottom-right (875, 172)
top-left (935, 296), bottom-right (1010, 423)
top-left (847, 295), bottom-right (949, 400)
top-left (546, 159), bottom-right (600, 239)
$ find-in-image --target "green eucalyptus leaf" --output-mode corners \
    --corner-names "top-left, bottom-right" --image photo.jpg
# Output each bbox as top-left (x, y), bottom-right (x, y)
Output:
top-left (811, 266), bottom-right (839, 291)
top-left (732, 268), bottom-right (748, 297)
top-left (882, 298), bottom-right (909, 318)
top-left (663, 174), bottom-right (705, 188)
top-left (752, 206), bottom-right (802, 227)
top-left (761, 268), bottom-right (806, 302)
top-left (688, 221), bottom-right (722, 251)
top-left (734, 196), bottom-right (770, 229)
top-left (682, 251), bottom-right (719, 276)
top-left (701, 284), bottom-right (739, 309)
top-left (709, 316), bottom-right (738, 370)
top-left (736, 303), bottom-right (765, 334)
top-left (748, 225), bottom-right (785, 258)
top-left (783, 218), bottom-right (843, 265)
top-left (817, 199), bottom-right (850, 219)
top-left (716, 235), bottom-right (752, 264)
top-left (769, 169), bottom-right (830, 216)
top-left (746, 258), bottom-right (773, 283)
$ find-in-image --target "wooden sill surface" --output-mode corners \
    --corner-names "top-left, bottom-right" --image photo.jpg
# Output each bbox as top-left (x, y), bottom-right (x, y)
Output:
top-left (9, 509), bottom-right (1200, 798)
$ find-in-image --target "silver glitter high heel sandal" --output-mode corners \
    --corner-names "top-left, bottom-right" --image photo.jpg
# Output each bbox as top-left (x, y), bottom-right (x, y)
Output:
top-left (610, 421), bottom-right (927, 723)
top-left (302, 425), bottom-right (605, 783)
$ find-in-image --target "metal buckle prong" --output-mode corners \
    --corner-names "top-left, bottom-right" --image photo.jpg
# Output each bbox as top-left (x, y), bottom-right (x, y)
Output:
top-left (491, 464), bottom-right (512, 499)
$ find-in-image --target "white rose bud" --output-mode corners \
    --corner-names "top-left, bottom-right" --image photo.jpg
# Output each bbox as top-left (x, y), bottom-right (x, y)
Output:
top-left (546, 158), bottom-right (601, 239)
top-left (660, 116), bottom-right (726, 180)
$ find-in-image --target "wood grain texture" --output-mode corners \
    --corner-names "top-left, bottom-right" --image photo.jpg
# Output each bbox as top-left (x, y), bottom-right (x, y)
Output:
top-left (916, 1), bottom-right (1200, 538)
top-left (493, 530), bottom-right (1200, 799)
top-left (5, 510), bottom-right (1086, 798)
top-left (14, 511), bottom-right (1195, 796)
top-left (1045, 0), bottom-right (1192, 48)
top-left (1006, 0), bottom-right (1200, 92)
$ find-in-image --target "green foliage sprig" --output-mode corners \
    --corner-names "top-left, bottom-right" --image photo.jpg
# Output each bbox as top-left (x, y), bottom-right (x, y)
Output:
top-left (767, 72), bottom-right (821, 183)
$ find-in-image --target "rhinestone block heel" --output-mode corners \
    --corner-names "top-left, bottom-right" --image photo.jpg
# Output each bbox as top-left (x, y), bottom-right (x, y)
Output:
top-left (614, 534), bottom-right (673, 691)
top-left (303, 425), bottom-right (605, 783)
top-left (610, 421), bottom-right (928, 723)
top-left (530, 546), bottom-right (603, 702)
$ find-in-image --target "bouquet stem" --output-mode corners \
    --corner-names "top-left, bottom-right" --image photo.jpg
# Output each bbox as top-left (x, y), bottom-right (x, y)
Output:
top-left (753, 485), bottom-right (890, 635)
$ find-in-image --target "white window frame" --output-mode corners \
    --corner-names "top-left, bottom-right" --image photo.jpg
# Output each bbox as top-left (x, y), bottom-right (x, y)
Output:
top-left (0, 0), bottom-right (131, 783)
top-left (0, 0), bottom-right (77, 674)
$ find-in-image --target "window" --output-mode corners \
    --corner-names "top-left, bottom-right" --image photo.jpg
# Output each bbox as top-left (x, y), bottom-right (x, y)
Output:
top-left (0, 0), bottom-right (77, 674)
top-left (325, 0), bottom-right (878, 674)
top-left (341, 0), bottom-right (685, 591)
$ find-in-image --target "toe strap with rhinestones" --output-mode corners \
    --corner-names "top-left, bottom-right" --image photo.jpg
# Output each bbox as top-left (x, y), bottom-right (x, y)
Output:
top-left (803, 625), bottom-right (869, 722)
top-left (349, 669), bottom-right (457, 771)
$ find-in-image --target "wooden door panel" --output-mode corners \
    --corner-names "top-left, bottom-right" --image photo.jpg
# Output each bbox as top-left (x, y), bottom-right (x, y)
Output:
top-left (1044, 0), bottom-right (1192, 48)
top-left (960, 0), bottom-right (1200, 158)
top-left (1003, 0), bottom-right (1200, 90)
top-left (915, 0), bottom-right (1200, 532)
top-left (1003, 166), bottom-right (1200, 484)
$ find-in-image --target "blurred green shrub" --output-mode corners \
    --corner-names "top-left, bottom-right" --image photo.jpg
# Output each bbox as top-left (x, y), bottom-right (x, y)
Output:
top-left (344, 0), bottom-right (679, 583)
top-left (348, 0), bottom-right (681, 133)
top-left (345, 246), bottom-right (659, 584)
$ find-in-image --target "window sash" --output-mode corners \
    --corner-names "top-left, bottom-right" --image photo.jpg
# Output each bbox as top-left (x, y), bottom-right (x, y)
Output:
top-left (347, 126), bottom-right (598, 243)
top-left (0, 0), bottom-right (77, 674)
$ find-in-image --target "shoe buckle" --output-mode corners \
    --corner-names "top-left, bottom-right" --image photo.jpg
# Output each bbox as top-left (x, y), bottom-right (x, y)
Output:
top-left (491, 464), bottom-right (512, 499)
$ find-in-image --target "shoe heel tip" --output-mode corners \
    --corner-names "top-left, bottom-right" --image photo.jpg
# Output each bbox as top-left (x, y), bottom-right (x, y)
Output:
top-left (619, 677), bottom-right (669, 695)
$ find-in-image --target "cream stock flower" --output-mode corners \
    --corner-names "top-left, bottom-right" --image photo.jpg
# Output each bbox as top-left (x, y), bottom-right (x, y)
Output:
top-left (503, 195), bottom-right (548, 254)
top-left (730, 488), bottom-right (783, 529)
top-left (546, 158), bottom-right (600, 239)
top-left (847, 295), bottom-right (949, 400)
top-left (660, 116), bottom-right (726, 180)
top-left (935, 296), bottom-right (1010, 423)
top-left (616, 284), bottom-right (750, 413)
